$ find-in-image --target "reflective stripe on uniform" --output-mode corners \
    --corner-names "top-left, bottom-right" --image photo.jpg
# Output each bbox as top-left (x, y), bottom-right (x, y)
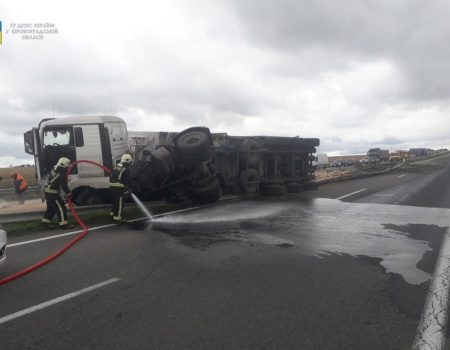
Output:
top-left (49, 173), bottom-right (60, 183)
top-left (118, 196), bottom-right (123, 217)
top-left (41, 218), bottom-right (51, 223)
top-left (59, 220), bottom-right (68, 226)
top-left (45, 172), bottom-right (61, 193)
top-left (109, 183), bottom-right (126, 188)
top-left (112, 216), bottom-right (122, 221)
top-left (55, 199), bottom-right (67, 224)
top-left (118, 168), bottom-right (126, 181)
top-left (110, 167), bottom-right (127, 188)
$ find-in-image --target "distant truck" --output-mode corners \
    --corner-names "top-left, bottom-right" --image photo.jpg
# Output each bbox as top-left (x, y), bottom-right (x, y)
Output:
top-left (312, 153), bottom-right (328, 169)
top-left (409, 148), bottom-right (433, 157)
top-left (24, 116), bottom-right (319, 205)
top-left (367, 148), bottom-right (390, 164)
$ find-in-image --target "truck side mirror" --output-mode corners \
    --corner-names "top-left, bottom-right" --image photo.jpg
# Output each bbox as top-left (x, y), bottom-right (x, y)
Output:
top-left (24, 130), bottom-right (35, 155)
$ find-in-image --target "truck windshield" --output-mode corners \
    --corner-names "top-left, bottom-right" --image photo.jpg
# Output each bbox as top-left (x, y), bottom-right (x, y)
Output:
top-left (43, 127), bottom-right (73, 148)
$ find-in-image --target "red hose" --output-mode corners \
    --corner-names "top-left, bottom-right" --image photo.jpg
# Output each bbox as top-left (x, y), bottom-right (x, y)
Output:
top-left (0, 160), bottom-right (111, 286)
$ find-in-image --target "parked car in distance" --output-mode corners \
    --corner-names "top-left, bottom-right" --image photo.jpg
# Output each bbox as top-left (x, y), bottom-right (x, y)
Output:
top-left (331, 159), bottom-right (343, 167)
top-left (359, 158), bottom-right (368, 165)
top-left (0, 226), bottom-right (7, 266)
top-left (343, 158), bottom-right (358, 166)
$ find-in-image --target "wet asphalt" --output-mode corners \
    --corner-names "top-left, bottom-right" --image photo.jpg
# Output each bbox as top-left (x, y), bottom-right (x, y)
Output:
top-left (1, 154), bottom-right (450, 349)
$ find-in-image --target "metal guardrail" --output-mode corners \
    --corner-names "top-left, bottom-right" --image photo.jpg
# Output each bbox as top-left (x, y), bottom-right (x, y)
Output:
top-left (406, 150), bottom-right (450, 163)
top-left (0, 195), bottom-right (241, 225)
top-left (314, 151), bottom-right (450, 185)
top-left (0, 186), bottom-right (40, 194)
top-left (0, 186), bottom-right (41, 203)
top-left (314, 163), bottom-right (404, 185)
top-left (0, 203), bottom-right (113, 224)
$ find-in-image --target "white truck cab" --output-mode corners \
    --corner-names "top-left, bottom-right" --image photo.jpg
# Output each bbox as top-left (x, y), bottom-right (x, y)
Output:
top-left (24, 116), bottom-right (129, 204)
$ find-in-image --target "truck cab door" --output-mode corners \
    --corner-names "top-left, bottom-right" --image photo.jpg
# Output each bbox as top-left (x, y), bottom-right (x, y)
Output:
top-left (74, 125), bottom-right (104, 177)
top-left (24, 128), bottom-right (46, 181)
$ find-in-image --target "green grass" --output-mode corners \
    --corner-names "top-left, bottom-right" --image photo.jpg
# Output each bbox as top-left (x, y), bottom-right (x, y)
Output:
top-left (3, 200), bottom-right (194, 236)
top-left (0, 166), bottom-right (37, 189)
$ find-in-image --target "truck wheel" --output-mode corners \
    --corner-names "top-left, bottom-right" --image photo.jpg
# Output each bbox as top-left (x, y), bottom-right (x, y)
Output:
top-left (74, 188), bottom-right (105, 205)
top-left (86, 195), bottom-right (105, 206)
top-left (303, 182), bottom-right (319, 191)
top-left (240, 138), bottom-right (260, 167)
top-left (191, 176), bottom-right (221, 204)
top-left (239, 168), bottom-right (259, 194)
top-left (175, 128), bottom-right (212, 162)
top-left (286, 182), bottom-right (303, 193)
top-left (262, 184), bottom-right (287, 195)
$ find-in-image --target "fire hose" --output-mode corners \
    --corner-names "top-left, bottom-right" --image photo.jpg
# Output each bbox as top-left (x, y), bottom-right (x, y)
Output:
top-left (0, 160), bottom-right (111, 286)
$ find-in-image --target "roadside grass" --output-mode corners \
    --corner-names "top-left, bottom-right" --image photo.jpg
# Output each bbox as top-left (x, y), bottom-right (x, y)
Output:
top-left (4, 209), bottom-right (117, 236)
top-left (0, 166), bottom-right (37, 189)
top-left (3, 200), bottom-right (194, 236)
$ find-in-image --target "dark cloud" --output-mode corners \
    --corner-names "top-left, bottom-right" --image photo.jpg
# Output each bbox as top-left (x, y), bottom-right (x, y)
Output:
top-left (1, 0), bottom-right (450, 166)
top-left (227, 0), bottom-right (450, 102)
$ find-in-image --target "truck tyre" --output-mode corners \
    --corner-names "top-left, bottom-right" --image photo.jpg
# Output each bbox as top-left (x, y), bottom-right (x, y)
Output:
top-left (75, 188), bottom-right (105, 205)
top-left (240, 138), bottom-right (260, 168)
top-left (286, 182), bottom-right (303, 193)
top-left (303, 182), bottom-right (319, 191)
top-left (151, 147), bottom-right (175, 176)
top-left (175, 128), bottom-right (212, 162)
top-left (239, 168), bottom-right (259, 194)
top-left (86, 195), bottom-right (105, 206)
top-left (262, 184), bottom-right (287, 195)
top-left (72, 188), bottom-right (90, 206)
top-left (191, 176), bottom-right (221, 204)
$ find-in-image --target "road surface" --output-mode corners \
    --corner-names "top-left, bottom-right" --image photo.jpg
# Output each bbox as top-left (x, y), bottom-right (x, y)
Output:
top-left (1, 154), bottom-right (450, 349)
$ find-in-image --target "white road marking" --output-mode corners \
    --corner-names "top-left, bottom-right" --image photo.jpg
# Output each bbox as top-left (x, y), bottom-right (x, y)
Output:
top-left (8, 224), bottom-right (115, 248)
top-left (412, 228), bottom-right (450, 350)
top-left (398, 174), bottom-right (408, 178)
top-left (0, 278), bottom-right (120, 325)
top-left (335, 188), bottom-right (367, 200)
top-left (9, 205), bottom-right (207, 248)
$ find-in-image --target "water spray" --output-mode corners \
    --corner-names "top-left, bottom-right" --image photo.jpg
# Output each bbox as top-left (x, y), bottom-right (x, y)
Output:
top-left (131, 193), bottom-right (154, 221)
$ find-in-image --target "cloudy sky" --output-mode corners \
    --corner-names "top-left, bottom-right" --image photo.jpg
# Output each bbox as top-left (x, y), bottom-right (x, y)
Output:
top-left (1, 0), bottom-right (450, 166)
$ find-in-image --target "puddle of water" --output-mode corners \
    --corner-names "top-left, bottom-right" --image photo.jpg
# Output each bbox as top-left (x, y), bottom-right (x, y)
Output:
top-left (155, 202), bottom-right (288, 224)
top-left (134, 198), bottom-right (450, 285)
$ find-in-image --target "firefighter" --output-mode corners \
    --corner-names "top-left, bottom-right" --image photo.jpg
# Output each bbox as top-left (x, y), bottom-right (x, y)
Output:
top-left (109, 154), bottom-right (133, 224)
top-left (11, 173), bottom-right (28, 205)
top-left (41, 157), bottom-right (74, 229)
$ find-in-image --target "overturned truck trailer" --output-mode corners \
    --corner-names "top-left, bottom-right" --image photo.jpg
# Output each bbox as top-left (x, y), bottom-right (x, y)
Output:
top-left (212, 134), bottom-right (319, 195)
top-left (24, 116), bottom-right (319, 206)
top-left (129, 129), bottom-right (320, 198)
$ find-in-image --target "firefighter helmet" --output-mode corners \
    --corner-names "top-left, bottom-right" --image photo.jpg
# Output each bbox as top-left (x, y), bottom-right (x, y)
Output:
top-left (120, 154), bottom-right (133, 165)
top-left (57, 157), bottom-right (71, 168)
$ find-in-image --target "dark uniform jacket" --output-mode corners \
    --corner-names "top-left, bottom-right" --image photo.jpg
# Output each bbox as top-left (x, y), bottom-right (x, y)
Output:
top-left (44, 167), bottom-right (70, 194)
top-left (109, 165), bottom-right (130, 189)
